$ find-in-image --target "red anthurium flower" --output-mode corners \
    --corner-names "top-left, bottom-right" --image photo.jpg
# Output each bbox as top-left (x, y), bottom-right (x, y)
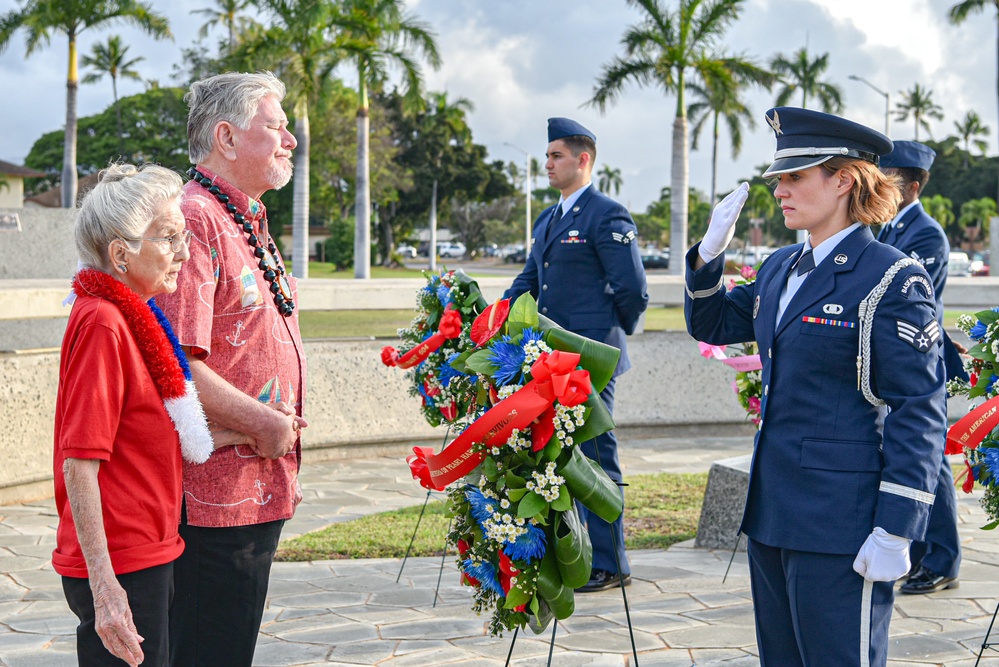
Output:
top-left (406, 446), bottom-right (436, 490)
top-left (380, 346), bottom-right (399, 366)
top-left (461, 572), bottom-right (480, 587)
top-left (457, 538), bottom-right (471, 555)
top-left (497, 551), bottom-right (526, 611)
top-left (531, 406), bottom-right (556, 452)
top-left (471, 298), bottom-right (511, 346)
top-left (440, 401), bottom-right (458, 421)
top-left (489, 384), bottom-right (500, 405)
top-left (438, 306), bottom-right (464, 339)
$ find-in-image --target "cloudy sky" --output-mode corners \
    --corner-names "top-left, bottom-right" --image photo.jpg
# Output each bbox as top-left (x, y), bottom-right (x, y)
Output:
top-left (0, 0), bottom-right (994, 211)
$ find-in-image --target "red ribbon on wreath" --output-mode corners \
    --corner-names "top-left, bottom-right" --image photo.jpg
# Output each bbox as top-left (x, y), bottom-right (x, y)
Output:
top-left (381, 306), bottom-right (464, 370)
top-left (946, 393), bottom-right (999, 455)
top-left (406, 350), bottom-right (593, 490)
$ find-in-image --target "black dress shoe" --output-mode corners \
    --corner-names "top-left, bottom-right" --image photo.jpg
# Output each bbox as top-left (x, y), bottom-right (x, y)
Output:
top-left (578, 569), bottom-right (632, 593)
top-left (899, 565), bottom-right (959, 595)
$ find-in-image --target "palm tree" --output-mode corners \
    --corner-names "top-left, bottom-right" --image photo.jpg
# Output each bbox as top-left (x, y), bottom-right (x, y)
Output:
top-left (418, 91), bottom-right (473, 271)
top-left (234, 0), bottom-right (344, 280)
top-left (949, 1), bottom-right (999, 199)
top-left (953, 110), bottom-right (990, 167)
top-left (596, 164), bottom-right (623, 197)
top-left (688, 62), bottom-right (772, 205)
top-left (894, 83), bottom-right (944, 141)
top-left (589, 0), bottom-right (750, 275)
top-left (0, 1), bottom-right (171, 208)
top-left (192, 0), bottom-right (250, 51)
top-left (81, 34), bottom-right (144, 152)
top-left (340, 0), bottom-right (441, 279)
top-left (769, 47), bottom-right (843, 113)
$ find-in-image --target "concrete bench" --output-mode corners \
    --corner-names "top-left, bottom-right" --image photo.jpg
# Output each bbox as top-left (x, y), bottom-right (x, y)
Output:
top-left (695, 454), bottom-right (751, 552)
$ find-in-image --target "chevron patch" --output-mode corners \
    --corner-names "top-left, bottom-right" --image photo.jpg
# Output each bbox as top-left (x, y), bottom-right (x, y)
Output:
top-left (896, 319), bottom-right (941, 352)
top-left (611, 230), bottom-right (636, 244)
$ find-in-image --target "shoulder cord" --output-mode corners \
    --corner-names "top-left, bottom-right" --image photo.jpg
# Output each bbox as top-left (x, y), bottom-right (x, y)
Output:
top-left (857, 258), bottom-right (919, 407)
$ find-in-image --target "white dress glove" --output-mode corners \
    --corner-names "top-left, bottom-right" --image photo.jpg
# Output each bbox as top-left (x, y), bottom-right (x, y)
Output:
top-left (697, 182), bottom-right (750, 263)
top-left (852, 527), bottom-right (912, 582)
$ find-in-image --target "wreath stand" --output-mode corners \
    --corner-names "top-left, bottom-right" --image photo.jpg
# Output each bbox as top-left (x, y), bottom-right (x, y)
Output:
top-left (975, 600), bottom-right (999, 665)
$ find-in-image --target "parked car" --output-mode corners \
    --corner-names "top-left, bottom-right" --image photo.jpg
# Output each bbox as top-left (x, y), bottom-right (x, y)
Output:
top-left (438, 242), bottom-right (467, 258)
top-left (503, 247), bottom-right (528, 263)
top-left (395, 244), bottom-right (417, 258)
top-left (971, 251), bottom-right (990, 277)
top-left (949, 251), bottom-right (972, 277)
top-left (641, 249), bottom-right (669, 270)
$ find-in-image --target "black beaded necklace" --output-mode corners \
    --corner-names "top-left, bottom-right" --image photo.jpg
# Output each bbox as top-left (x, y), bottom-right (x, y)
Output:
top-left (187, 167), bottom-right (295, 317)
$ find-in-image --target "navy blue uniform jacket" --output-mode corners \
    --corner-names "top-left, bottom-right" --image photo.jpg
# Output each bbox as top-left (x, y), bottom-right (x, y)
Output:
top-left (880, 202), bottom-right (967, 381)
top-left (685, 226), bottom-right (946, 555)
top-left (505, 186), bottom-right (648, 376)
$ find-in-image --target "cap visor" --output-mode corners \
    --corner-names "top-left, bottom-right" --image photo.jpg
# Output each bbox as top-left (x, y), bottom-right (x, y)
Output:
top-left (762, 155), bottom-right (834, 178)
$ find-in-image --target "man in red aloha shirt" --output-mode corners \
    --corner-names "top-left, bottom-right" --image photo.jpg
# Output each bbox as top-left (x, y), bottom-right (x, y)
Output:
top-left (157, 71), bottom-right (307, 667)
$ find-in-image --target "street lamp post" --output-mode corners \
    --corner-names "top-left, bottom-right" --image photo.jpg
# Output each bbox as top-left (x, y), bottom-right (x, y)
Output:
top-left (848, 74), bottom-right (890, 136)
top-left (505, 142), bottom-right (532, 256)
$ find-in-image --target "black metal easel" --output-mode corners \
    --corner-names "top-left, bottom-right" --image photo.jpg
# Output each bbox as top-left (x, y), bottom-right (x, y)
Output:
top-left (396, 426), bottom-right (452, 585)
top-left (975, 600), bottom-right (999, 665)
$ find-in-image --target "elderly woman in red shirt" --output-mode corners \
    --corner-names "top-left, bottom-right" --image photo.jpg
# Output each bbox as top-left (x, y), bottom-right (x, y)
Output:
top-left (53, 163), bottom-right (241, 667)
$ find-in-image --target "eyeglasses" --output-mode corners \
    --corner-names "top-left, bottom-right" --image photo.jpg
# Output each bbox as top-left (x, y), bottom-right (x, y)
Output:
top-left (137, 229), bottom-right (193, 253)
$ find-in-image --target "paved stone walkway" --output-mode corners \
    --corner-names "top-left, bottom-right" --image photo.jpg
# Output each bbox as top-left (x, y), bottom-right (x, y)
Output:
top-left (1, 432), bottom-right (998, 666)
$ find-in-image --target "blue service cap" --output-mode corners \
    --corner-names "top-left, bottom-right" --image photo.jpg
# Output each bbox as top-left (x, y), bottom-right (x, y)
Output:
top-left (762, 107), bottom-right (893, 178)
top-left (548, 117), bottom-right (596, 143)
top-left (880, 140), bottom-right (935, 171)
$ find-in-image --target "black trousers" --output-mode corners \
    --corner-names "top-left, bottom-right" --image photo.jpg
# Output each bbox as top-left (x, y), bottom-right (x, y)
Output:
top-left (63, 561), bottom-right (174, 667)
top-left (169, 518), bottom-right (285, 667)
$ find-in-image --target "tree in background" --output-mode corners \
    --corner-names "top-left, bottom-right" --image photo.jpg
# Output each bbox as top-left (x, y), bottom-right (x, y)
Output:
top-left (339, 0), bottom-right (441, 279)
top-left (949, 0), bottom-right (999, 200)
top-left (922, 193), bottom-right (957, 245)
top-left (769, 47), bottom-right (843, 113)
top-left (953, 110), bottom-right (991, 168)
top-left (596, 164), bottom-right (623, 196)
top-left (0, 0), bottom-right (171, 208)
top-left (741, 182), bottom-right (778, 249)
top-left (958, 196), bottom-right (998, 252)
top-left (688, 60), bottom-right (773, 204)
top-left (894, 83), bottom-right (944, 141)
top-left (589, 0), bottom-right (749, 275)
top-left (234, 0), bottom-right (344, 279)
top-left (81, 34), bottom-right (144, 152)
top-left (192, 0), bottom-right (251, 51)
top-left (24, 87), bottom-right (190, 190)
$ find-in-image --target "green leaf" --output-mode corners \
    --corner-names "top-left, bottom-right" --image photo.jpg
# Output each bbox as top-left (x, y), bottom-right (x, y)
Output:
top-left (449, 348), bottom-right (476, 373)
top-left (551, 489), bottom-right (572, 512)
top-left (517, 491), bottom-right (547, 518)
top-left (536, 547), bottom-right (575, 620)
top-left (529, 595), bottom-right (540, 616)
top-left (543, 437), bottom-right (562, 462)
top-left (505, 471), bottom-right (527, 488)
top-left (977, 309), bottom-right (999, 325)
top-left (503, 582), bottom-right (533, 610)
top-left (484, 457), bottom-right (500, 482)
top-left (454, 269), bottom-right (489, 312)
top-left (507, 487), bottom-right (528, 502)
top-left (983, 520), bottom-right (999, 531)
top-left (539, 315), bottom-right (619, 392)
top-left (464, 349), bottom-right (498, 375)
top-left (560, 446), bottom-right (623, 523)
top-left (570, 396), bottom-right (614, 445)
top-left (508, 293), bottom-right (540, 338)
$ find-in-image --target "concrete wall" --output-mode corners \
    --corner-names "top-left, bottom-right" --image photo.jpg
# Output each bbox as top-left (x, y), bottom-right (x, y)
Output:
top-left (0, 207), bottom-right (79, 279)
top-left (0, 180), bottom-right (25, 209)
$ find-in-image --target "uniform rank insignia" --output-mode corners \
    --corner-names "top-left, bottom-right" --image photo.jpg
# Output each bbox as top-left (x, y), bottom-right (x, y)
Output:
top-left (896, 319), bottom-right (940, 352)
top-left (611, 230), bottom-right (636, 244)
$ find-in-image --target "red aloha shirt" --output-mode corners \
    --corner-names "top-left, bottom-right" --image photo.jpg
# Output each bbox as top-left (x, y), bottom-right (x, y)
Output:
top-left (157, 166), bottom-right (307, 528)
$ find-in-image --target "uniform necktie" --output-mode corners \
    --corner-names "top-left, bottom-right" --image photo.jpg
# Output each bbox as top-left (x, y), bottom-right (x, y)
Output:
top-left (796, 248), bottom-right (815, 276)
top-left (545, 204), bottom-right (563, 242)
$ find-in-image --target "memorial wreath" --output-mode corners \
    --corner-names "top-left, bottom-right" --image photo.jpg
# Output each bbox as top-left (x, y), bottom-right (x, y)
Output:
top-left (381, 269), bottom-right (624, 635)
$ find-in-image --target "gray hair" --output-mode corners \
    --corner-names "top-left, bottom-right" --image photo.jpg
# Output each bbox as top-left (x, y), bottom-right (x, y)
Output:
top-left (185, 71), bottom-right (287, 163)
top-left (76, 163), bottom-right (184, 271)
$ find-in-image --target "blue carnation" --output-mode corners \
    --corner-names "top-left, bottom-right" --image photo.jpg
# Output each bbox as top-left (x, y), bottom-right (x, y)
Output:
top-left (438, 353), bottom-right (466, 387)
top-left (437, 284), bottom-right (452, 307)
top-left (463, 558), bottom-right (504, 596)
top-left (489, 336), bottom-right (526, 386)
top-left (985, 447), bottom-right (999, 482)
top-left (522, 327), bottom-right (544, 348)
top-left (987, 375), bottom-right (999, 395)
top-left (502, 522), bottom-right (546, 564)
top-left (465, 486), bottom-right (499, 527)
top-left (971, 321), bottom-right (988, 340)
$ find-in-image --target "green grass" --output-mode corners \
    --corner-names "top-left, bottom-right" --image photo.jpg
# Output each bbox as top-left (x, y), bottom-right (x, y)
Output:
top-left (275, 471), bottom-right (708, 561)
